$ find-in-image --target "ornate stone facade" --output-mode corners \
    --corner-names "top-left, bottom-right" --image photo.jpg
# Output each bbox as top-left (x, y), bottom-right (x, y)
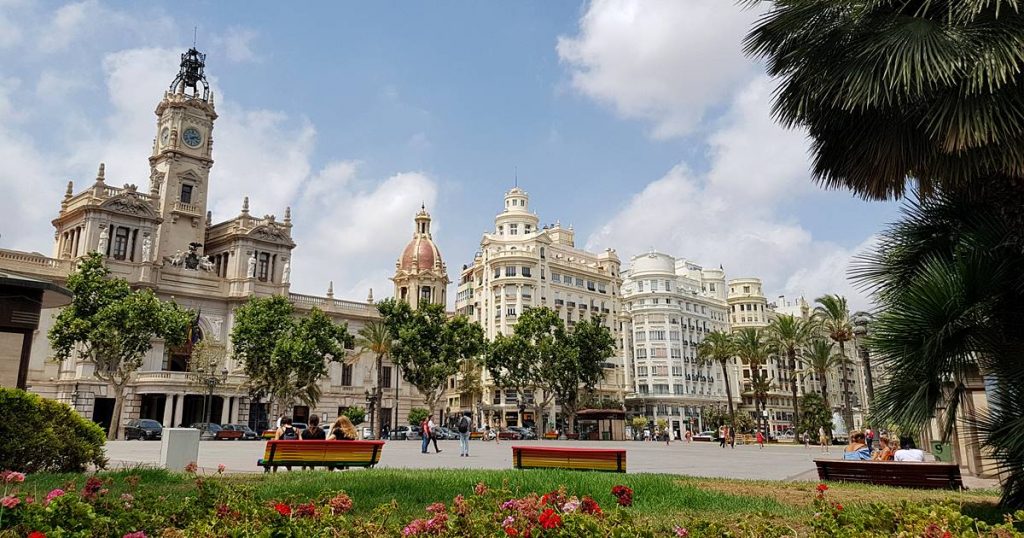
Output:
top-left (0, 49), bottom-right (423, 436)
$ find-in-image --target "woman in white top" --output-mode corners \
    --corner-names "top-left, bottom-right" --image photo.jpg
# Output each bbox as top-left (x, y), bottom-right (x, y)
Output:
top-left (893, 436), bottom-right (925, 462)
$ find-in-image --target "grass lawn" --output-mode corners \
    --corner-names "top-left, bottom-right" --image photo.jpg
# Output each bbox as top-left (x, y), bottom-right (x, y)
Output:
top-left (17, 467), bottom-right (1005, 526)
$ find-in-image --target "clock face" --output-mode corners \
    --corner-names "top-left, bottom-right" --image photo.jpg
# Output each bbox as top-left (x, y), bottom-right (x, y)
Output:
top-left (159, 127), bottom-right (170, 146)
top-left (182, 127), bottom-right (203, 148)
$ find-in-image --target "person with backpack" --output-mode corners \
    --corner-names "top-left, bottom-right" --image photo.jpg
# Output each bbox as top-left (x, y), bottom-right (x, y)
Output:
top-left (457, 412), bottom-right (472, 457)
top-left (275, 417), bottom-right (299, 440)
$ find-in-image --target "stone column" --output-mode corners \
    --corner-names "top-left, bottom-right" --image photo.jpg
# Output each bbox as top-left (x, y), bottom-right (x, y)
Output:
top-left (173, 393), bottom-right (185, 428)
top-left (162, 393), bottom-right (174, 427)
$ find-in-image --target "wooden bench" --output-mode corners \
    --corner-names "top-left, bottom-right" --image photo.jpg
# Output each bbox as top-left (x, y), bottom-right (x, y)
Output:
top-left (258, 440), bottom-right (385, 472)
top-left (512, 446), bottom-right (626, 473)
top-left (814, 459), bottom-right (963, 489)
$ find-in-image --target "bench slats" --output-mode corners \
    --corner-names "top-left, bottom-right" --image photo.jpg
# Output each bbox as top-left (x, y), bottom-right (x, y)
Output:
top-left (513, 446), bottom-right (626, 473)
top-left (259, 440), bottom-right (385, 471)
top-left (814, 459), bottom-right (963, 489)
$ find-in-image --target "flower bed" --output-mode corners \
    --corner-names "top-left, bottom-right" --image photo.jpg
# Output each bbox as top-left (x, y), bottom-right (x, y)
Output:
top-left (0, 468), bottom-right (1021, 537)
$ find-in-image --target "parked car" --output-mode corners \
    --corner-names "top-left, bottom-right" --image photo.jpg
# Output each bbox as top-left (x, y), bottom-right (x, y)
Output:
top-left (508, 426), bottom-right (537, 440)
top-left (393, 425), bottom-right (421, 440)
top-left (124, 419), bottom-right (162, 440)
top-left (432, 426), bottom-right (458, 440)
top-left (222, 423), bottom-right (259, 441)
top-left (190, 423), bottom-right (242, 440)
top-left (692, 430), bottom-right (717, 442)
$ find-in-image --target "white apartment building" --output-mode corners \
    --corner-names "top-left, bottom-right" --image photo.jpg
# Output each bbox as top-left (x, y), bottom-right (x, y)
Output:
top-left (620, 252), bottom-right (736, 437)
top-left (453, 187), bottom-right (624, 429)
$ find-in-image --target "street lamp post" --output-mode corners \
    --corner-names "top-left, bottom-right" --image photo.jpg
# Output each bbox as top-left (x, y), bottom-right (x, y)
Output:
top-left (365, 390), bottom-right (380, 439)
top-left (852, 314), bottom-right (875, 405)
top-left (190, 359), bottom-right (229, 433)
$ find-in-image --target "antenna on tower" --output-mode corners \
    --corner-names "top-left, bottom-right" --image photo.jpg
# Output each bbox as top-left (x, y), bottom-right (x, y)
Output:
top-left (193, 26), bottom-right (198, 48)
top-left (514, 166), bottom-right (518, 187)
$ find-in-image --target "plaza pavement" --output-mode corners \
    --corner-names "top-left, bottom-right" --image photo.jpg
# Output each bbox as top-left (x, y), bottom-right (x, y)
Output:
top-left (106, 438), bottom-right (832, 481)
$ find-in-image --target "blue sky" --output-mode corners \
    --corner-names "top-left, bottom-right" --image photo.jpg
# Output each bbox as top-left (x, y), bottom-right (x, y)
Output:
top-left (0, 1), bottom-right (900, 309)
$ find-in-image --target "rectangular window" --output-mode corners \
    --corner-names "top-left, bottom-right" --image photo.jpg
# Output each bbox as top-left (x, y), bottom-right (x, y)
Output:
top-left (494, 267), bottom-right (501, 278)
top-left (493, 390), bottom-right (501, 405)
top-left (112, 227), bottom-right (130, 260)
top-left (551, 272), bottom-right (560, 283)
top-left (672, 365), bottom-right (683, 376)
top-left (258, 252), bottom-right (271, 282)
top-left (522, 266), bottom-right (532, 277)
top-left (654, 384), bottom-right (669, 395)
top-left (505, 266), bottom-right (516, 277)
top-left (636, 281), bottom-right (643, 292)
top-left (524, 225), bottom-right (532, 234)
top-left (638, 384), bottom-right (649, 395)
top-left (636, 348), bottom-right (647, 358)
top-left (598, 282), bottom-right (607, 293)
top-left (671, 348), bottom-right (682, 359)
top-left (665, 280), bottom-right (672, 291)
top-left (674, 384), bottom-right (685, 395)
top-left (381, 366), bottom-right (393, 389)
top-left (635, 331), bottom-right (646, 342)
top-left (654, 365), bottom-right (668, 376)
top-left (341, 364), bottom-right (353, 386)
top-left (650, 330), bottom-right (666, 341)
top-left (180, 184), bottom-right (193, 204)
top-left (651, 348), bottom-right (667, 358)
top-left (509, 223), bottom-right (519, 235)
top-left (575, 277), bottom-right (583, 287)
top-left (637, 366), bottom-right (648, 376)
top-left (650, 280), bottom-right (658, 291)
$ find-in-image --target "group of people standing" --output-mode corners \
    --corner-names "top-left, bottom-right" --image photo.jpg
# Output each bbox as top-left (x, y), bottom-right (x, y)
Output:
top-left (420, 412), bottom-right (475, 457)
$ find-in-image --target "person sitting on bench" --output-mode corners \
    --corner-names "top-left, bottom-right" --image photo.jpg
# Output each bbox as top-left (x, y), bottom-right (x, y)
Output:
top-left (842, 430), bottom-right (871, 460)
top-left (894, 436), bottom-right (925, 462)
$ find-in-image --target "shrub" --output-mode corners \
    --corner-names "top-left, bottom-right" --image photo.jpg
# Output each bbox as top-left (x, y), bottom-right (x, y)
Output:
top-left (342, 406), bottom-right (366, 425)
top-left (0, 388), bottom-right (106, 473)
top-left (407, 407), bottom-right (430, 426)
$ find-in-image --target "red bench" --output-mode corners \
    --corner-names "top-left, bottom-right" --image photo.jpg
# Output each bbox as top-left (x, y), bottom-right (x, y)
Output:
top-left (512, 446), bottom-right (626, 473)
top-left (258, 440), bottom-right (384, 472)
top-left (814, 459), bottom-right (963, 489)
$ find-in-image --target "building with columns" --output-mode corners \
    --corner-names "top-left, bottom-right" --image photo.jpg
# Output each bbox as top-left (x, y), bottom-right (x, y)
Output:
top-left (620, 252), bottom-right (735, 437)
top-left (0, 48), bottom-right (425, 436)
top-left (453, 187), bottom-right (624, 430)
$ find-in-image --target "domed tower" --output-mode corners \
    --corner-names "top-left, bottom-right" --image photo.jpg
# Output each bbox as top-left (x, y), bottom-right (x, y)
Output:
top-left (393, 205), bottom-right (448, 308)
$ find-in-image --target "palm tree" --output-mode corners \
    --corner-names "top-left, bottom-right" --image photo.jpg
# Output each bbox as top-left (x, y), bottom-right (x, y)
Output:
top-left (734, 328), bottom-right (771, 435)
top-left (767, 314), bottom-right (814, 427)
top-left (800, 339), bottom-right (846, 414)
top-left (851, 193), bottom-right (1024, 508)
top-left (697, 331), bottom-right (737, 443)
top-left (355, 321), bottom-right (392, 439)
top-left (749, 375), bottom-right (774, 436)
top-left (813, 295), bottom-right (854, 431)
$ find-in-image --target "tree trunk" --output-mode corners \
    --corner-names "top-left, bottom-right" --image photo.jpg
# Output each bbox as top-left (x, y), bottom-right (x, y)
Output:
top-left (789, 348), bottom-right (799, 429)
top-left (820, 373), bottom-right (831, 420)
top-left (374, 352), bottom-right (384, 439)
top-left (838, 340), bottom-right (853, 430)
top-left (108, 384), bottom-right (126, 441)
top-left (721, 360), bottom-right (735, 439)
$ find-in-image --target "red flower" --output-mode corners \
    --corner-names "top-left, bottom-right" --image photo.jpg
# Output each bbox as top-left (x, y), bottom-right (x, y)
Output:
top-left (82, 476), bottom-right (104, 499)
top-left (611, 485), bottom-right (633, 507)
top-left (816, 483), bottom-right (828, 493)
top-left (581, 496), bottom-right (603, 516)
top-left (504, 528), bottom-right (518, 536)
top-left (295, 502), bottom-right (317, 518)
top-left (539, 508), bottom-right (562, 529)
top-left (273, 502), bottom-right (291, 517)
top-left (28, 533), bottom-right (46, 538)
top-left (835, 503), bottom-right (843, 511)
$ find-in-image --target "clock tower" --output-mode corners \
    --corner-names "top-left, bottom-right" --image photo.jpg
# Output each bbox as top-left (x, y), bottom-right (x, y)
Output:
top-left (149, 47), bottom-right (218, 262)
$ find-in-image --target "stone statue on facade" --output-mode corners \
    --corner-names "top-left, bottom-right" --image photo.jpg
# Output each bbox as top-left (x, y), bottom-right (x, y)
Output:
top-left (141, 235), bottom-right (152, 263)
top-left (199, 255), bottom-right (215, 272)
top-left (96, 226), bottom-right (109, 255)
top-left (183, 242), bottom-right (202, 270)
top-left (168, 250), bottom-right (184, 266)
top-left (282, 259), bottom-right (291, 284)
top-left (247, 252), bottom-right (257, 278)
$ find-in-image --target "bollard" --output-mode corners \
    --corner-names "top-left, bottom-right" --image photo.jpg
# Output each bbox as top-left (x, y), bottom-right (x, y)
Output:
top-left (160, 428), bottom-right (200, 472)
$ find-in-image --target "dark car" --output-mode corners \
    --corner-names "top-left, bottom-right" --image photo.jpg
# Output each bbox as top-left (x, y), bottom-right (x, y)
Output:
top-left (223, 423), bottom-right (259, 440)
top-left (190, 422), bottom-right (243, 440)
top-left (508, 426), bottom-right (537, 440)
top-left (433, 426), bottom-right (458, 440)
top-left (124, 419), bottom-right (162, 440)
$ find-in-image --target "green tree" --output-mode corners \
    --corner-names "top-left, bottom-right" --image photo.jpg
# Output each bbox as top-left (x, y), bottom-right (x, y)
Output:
top-left (408, 407), bottom-right (430, 427)
top-left (734, 328), bottom-right (771, 434)
top-left (355, 321), bottom-right (392, 439)
top-left (744, 1), bottom-right (1024, 508)
top-left (49, 253), bottom-right (191, 440)
top-left (749, 375), bottom-right (775, 435)
top-left (852, 193), bottom-right (1024, 508)
top-left (545, 315), bottom-right (615, 434)
top-left (377, 299), bottom-right (485, 412)
top-left (800, 339), bottom-right (847, 413)
top-left (231, 296), bottom-right (353, 420)
top-left (813, 295), bottom-right (854, 429)
top-left (697, 331), bottom-right (737, 442)
top-left (343, 406), bottom-right (366, 426)
top-left (798, 392), bottom-right (833, 443)
top-left (629, 415), bottom-right (648, 439)
top-left (485, 308), bottom-right (564, 425)
top-left (767, 314), bottom-right (814, 422)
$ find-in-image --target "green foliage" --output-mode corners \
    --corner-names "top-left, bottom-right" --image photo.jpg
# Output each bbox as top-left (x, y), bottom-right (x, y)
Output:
top-left (342, 406), bottom-right (366, 426)
top-left (630, 415), bottom-right (648, 433)
top-left (798, 392), bottom-right (833, 441)
top-left (407, 407), bottom-right (430, 426)
top-left (801, 339), bottom-right (848, 412)
top-left (767, 314), bottom-right (815, 420)
top-left (814, 294), bottom-right (855, 430)
top-left (578, 394), bottom-right (623, 411)
top-left (231, 296), bottom-right (353, 416)
top-left (697, 331), bottom-right (738, 435)
top-left (0, 388), bottom-right (106, 473)
top-left (355, 321), bottom-right (393, 438)
top-left (377, 298), bottom-right (484, 410)
top-left (735, 328), bottom-right (772, 433)
top-left (48, 253), bottom-right (192, 439)
top-left (853, 193), bottom-right (1024, 509)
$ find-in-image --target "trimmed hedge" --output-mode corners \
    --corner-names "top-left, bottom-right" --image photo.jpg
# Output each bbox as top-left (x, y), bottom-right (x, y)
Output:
top-left (0, 388), bottom-right (106, 472)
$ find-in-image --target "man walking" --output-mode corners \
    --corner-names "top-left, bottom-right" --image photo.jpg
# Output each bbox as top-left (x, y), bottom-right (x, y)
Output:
top-left (457, 412), bottom-right (472, 457)
top-left (427, 416), bottom-right (442, 453)
top-left (420, 417), bottom-right (431, 454)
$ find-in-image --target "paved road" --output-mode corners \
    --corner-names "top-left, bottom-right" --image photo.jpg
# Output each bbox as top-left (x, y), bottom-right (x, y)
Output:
top-left (105, 438), bottom-right (828, 480)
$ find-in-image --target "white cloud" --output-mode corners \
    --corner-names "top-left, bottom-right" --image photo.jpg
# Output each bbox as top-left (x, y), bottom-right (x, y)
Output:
top-left (0, 11), bottom-right (22, 49)
top-left (212, 27), bottom-right (259, 63)
top-left (557, 0), bottom-right (760, 138)
top-left (584, 77), bottom-right (875, 308)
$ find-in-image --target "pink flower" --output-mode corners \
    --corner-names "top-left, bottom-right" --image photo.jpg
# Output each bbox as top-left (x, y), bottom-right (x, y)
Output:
top-left (44, 488), bottom-right (65, 505)
top-left (184, 462), bottom-right (198, 474)
top-left (453, 494), bottom-right (469, 517)
top-left (674, 526), bottom-right (690, 537)
top-left (402, 518), bottom-right (429, 536)
top-left (122, 532), bottom-right (146, 538)
top-left (1, 471), bottom-right (25, 483)
top-left (217, 464), bottom-right (226, 475)
top-left (1, 495), bottom-right (20, 509)
top-left (501, 499), bottom-right (517, 510)
top-left (328, 492), bottom-right (353, 515)
top-left (426, 502), bottom-right (446, 515)
top-left (474, 482), bottom-right (488, 496)
top-left (502, 515), bottom-right (515, 528)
